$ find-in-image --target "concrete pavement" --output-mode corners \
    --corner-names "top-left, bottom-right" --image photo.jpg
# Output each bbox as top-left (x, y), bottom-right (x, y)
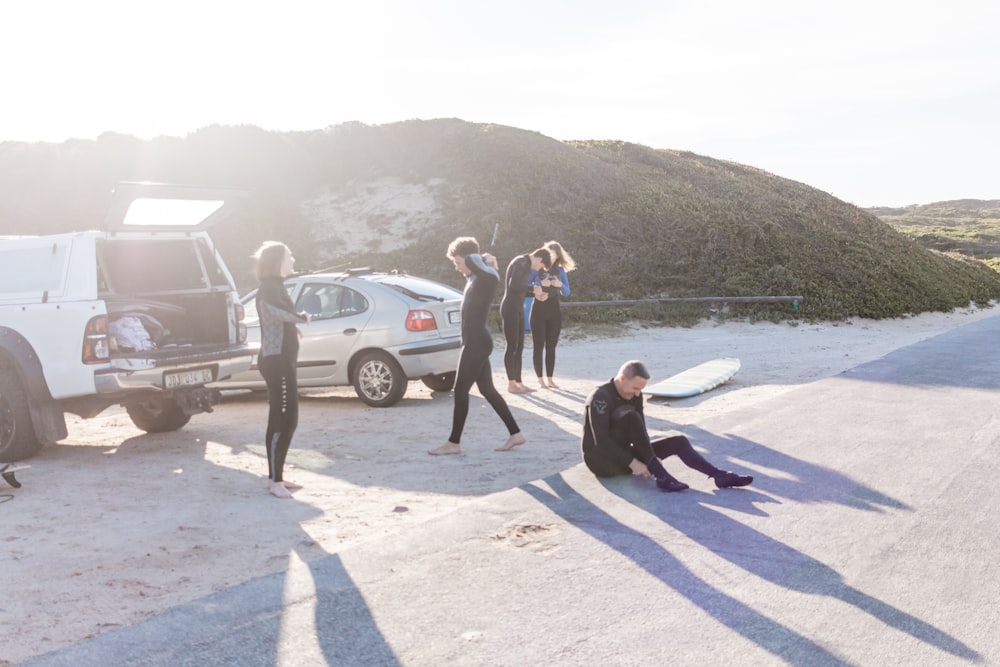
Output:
top-left (21, 315), bottom-right (1000, 666)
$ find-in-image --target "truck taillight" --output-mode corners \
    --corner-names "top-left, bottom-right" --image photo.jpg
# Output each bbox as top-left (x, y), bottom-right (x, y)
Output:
top-left (82, 315), bottom-right (110, 364)
top-left (235, 303), bottom-right (247, 342)
top-left (405, 310), bottom-right (438, 332)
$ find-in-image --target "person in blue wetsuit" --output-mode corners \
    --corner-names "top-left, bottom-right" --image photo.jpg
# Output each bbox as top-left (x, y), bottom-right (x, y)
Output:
top-left (253, 241), bottom-right (310, 498)
top-left (529, 240), bottom-right (575, 389)
top-left (429, 237), bottom-right (527, 456)
top-left (501, 247), bottom-right (551, 394)
top-left (582, 360), bottom-right (753, 492)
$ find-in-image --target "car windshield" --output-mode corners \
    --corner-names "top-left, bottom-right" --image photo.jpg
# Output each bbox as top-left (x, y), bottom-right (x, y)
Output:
top-left (376, 275), bottom-right (461, 302)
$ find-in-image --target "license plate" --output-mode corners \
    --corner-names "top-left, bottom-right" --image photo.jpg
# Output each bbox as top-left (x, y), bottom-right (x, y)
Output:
top-left (164, 367), bottom-right (214, 388)
top-left (448, 310), bottom-right (461, 325)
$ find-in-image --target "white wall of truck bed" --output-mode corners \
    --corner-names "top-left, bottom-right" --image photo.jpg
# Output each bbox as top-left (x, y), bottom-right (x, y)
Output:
top-left (0, 232), bottom-right (99, 303)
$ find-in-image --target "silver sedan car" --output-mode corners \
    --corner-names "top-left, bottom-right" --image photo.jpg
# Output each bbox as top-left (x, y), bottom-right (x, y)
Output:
top-left (220, 268), bottom-right (462, 407)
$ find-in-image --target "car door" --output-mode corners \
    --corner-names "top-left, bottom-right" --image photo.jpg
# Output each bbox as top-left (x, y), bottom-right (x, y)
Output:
top-left (292, 281), bottom-right (374, 385)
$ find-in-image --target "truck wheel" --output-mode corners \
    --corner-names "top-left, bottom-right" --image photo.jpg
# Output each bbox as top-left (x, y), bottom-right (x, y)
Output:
top-left (0, 367), bottom-right (43, 460)
top-left (353, 351), bottom-right (407, 407)
top-left (421, 371), bottom-right (456, 392)
top-left (126, 397), bottom-right (192, 432)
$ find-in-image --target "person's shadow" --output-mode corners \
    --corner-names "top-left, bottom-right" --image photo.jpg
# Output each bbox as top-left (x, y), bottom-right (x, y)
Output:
top-left (23, 428), bottom-right (401, 666)
top-left (522, 465), bottom-right (978, 665)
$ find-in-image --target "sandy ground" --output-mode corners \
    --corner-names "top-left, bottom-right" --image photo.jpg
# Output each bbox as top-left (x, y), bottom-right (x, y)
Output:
top-left (1, 304), bottom-right (997, 665)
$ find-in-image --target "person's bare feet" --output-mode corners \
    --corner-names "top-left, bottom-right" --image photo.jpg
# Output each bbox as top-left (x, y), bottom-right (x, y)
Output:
top-left (546, 379), bottom-right (559, 389)
top-left (282, 481), bottom-right (303, 490)
top-left (517, 382), bottom-right (536, 393)
top-left (495, 432), bottom-right (526, 451)
top-left (268, 480), bottom-right (293, 499)
top-left (537, 379), bottom-right (548, 389)
top-left (428, 441), bottom-right (462, 455)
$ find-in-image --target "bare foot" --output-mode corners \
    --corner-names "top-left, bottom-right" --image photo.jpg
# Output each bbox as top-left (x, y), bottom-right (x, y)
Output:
top-left (537, 380), bottom-right (548, 389)
top-left (428, 441), bottom-right (462, 455)
top-left (518, 382), bottom-right (536, 393)
top-left (508, 381), bottom-right (522, 394)
top-left (268, 480), bottom-right (293, 499)
top-left (495, 433), bottom-right (527, 452)
top-left (282, 481), bottom-right (303, 490)
top-left (546, 379), bottom-right (559, 389)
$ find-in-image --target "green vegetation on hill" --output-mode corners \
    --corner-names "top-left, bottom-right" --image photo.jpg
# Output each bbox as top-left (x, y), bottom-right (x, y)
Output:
top-left (868, 200), bottom-right (1000, 264)
top-left (2, 119), bottom-right (999, 321)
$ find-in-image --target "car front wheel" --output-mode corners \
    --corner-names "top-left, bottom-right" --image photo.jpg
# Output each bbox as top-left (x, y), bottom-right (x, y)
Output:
top-left (353, 352), bottom-right (407, 407)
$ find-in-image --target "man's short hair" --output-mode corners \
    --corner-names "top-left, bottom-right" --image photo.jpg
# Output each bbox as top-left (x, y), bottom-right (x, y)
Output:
top-left (447, 237), bottom-right (480, 259)
top-left (618, 360), bottom-right (650, 380)
top-left (531, 247), bottom-right (552, 269)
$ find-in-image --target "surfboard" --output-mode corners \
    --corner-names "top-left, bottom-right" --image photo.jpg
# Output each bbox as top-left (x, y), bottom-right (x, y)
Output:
top-left (644, 358), bottom-right (741, 398)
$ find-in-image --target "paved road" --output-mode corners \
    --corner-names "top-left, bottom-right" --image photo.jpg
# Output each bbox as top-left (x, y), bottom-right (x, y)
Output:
top-left (22, 315), bottom-right (1000, 666)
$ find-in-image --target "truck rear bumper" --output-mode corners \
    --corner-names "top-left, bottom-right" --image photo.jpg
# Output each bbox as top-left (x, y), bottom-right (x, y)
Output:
top-left (95, 349), bottom-right (254, 393)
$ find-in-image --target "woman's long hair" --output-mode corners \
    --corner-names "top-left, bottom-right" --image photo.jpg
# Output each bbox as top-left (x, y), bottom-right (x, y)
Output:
top-left (545, 240), bottom-right (576, 271)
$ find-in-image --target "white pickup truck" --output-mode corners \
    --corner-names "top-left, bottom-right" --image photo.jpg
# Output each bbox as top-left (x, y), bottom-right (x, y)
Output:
top-left (0, 183), bottom-right (253, 461)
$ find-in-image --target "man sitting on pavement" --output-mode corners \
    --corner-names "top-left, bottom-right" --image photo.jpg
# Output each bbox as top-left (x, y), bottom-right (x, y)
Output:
top-left (581, 359), bottom-right (753, 492)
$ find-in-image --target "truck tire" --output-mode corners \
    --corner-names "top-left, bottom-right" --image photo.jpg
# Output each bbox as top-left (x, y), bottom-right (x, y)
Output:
top-left (126, 397), bottom-right (192, 432)
top-left (0, 367), bottom-right (43, 461)
top-left (353, 351), bottom-right (407, 407)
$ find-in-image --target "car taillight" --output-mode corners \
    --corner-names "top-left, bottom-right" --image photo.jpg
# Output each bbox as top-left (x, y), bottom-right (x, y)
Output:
top-left (82, 315), bottom-right (110, 364)
top-left (406, 310), bottom-right (438, 332)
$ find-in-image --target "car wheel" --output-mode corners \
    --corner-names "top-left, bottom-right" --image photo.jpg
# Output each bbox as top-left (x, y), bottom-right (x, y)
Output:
top-left (421, 371), bottom-right (456, 392)
top-left (353, 351), bottom-right (407, 407)
top-left (0, 367), bottom-right (43, 460)
top-left (126, 397), bottom-right (192, 432)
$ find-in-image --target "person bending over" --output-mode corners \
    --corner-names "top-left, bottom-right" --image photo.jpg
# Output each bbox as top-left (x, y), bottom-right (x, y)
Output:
top-left (501, 247), bottom-right (550, 394)
top-left (581, 359), bottom-right (753, 491)
top-left (429, 237), bottom-right (526, 456)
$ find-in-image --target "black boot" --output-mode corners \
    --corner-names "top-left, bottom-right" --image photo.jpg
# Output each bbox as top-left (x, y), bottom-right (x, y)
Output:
top-left (714, 471), bottom-right (753, 488)
top-left (646, 457), bottom-right (689, 492)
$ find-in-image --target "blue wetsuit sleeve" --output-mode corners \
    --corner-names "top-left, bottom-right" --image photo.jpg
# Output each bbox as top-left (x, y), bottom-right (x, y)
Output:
top-left (558, 267), bottom-right (570, 298)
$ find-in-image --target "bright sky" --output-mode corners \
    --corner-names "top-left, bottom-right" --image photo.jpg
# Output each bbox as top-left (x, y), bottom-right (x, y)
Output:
top-left (3, 0), bottom-right (998, 206)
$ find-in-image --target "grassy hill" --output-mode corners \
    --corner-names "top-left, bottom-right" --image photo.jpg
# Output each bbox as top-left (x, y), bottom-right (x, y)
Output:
top-left (868, 200), bottom-right (1000, 273)
top-left (2, 119), bottom-right (999, 321)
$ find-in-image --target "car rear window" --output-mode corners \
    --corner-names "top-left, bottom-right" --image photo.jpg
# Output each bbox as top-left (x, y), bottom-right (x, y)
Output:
top-left (374, 275), bottom-right (461, 302)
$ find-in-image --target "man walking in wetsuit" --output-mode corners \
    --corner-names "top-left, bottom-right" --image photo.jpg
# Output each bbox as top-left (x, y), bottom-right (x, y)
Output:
top-left (582, 359), bottom-right (753, 491)
top-left (501, 248), bottom-right (551, 394)
top-left (429, 237), bottom-right (527, 455)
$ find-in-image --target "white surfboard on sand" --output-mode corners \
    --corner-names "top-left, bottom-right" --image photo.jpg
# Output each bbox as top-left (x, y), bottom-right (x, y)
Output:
top-left (644, 358), bottom-right (741, 398)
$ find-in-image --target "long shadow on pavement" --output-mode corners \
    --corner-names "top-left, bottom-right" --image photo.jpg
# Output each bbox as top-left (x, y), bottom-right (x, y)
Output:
top-left (524, 471), bottom-right (978, 665)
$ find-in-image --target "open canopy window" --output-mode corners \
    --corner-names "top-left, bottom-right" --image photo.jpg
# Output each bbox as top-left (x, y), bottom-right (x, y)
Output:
top-left (104, 182), bottom-right (247, 231)
top-left (122, 198), bottom-right (225, 227)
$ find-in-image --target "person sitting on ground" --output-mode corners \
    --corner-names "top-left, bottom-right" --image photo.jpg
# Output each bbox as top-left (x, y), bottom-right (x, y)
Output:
top-left (581, 359), bottom-right (753, 492)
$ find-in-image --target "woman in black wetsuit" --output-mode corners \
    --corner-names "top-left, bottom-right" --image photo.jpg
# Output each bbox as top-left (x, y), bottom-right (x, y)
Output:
top-left (501, 247), bottom-right (551, 394)
top-left (530, 240), bottom-right (577, 389)
top-left (429, 237), bottom-right (527, 456)
top-left (252, 241), bottom-right (310, 498)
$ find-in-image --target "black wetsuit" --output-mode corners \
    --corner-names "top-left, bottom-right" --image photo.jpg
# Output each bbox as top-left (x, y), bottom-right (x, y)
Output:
top-left (581, 378), bottom-right (721, 479)
top-left (530, 267), bottom-right (568, 379)
top-left (256, 277), bottom-right (308, 483)
top-left (449, 254), bottom-right (521, 444)
top-left (500, 254), bottom-right (535, 383)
